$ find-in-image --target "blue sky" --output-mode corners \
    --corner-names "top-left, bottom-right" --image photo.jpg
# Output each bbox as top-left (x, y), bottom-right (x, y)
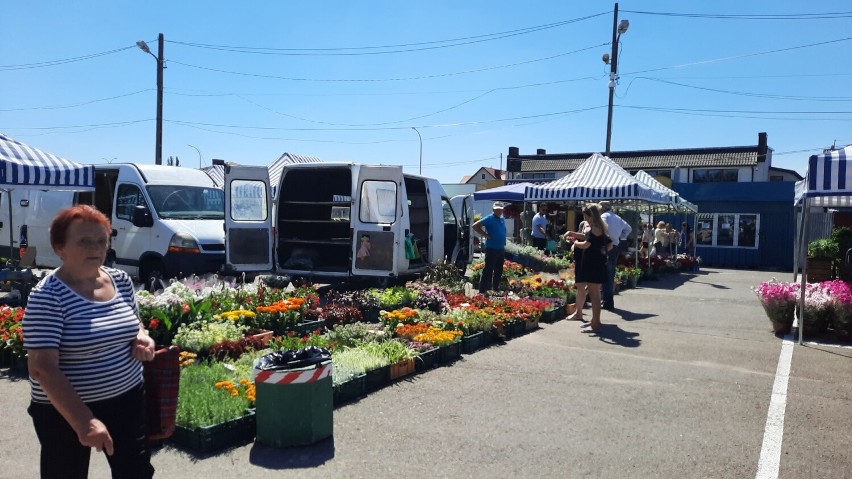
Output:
top-left (2, 1), bottom-right (851, 184)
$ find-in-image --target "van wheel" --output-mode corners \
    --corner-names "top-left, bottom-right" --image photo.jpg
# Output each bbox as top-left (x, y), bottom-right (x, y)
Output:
top-left (140, 260), bottom-right (167, 292)
top-left (373, 277), bottom-right (393, 288)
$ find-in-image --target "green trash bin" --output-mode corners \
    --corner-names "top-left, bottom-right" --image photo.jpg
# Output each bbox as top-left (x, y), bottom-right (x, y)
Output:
top-left (253, 347), bottom-right (333, 447)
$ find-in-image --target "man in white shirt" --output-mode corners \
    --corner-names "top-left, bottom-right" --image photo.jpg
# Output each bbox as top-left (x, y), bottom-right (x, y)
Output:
top-left (531, 204), bottom-right (549, 251)
top-left (599, 201), bottom-right (631, 310)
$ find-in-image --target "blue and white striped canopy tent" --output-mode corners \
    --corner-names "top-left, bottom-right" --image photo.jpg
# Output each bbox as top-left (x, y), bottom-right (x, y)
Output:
top-left (0, 134), bottom-right (95, 262)
top-left (201, 152), bottom-right (322, 197)
top-left (794, 145), bottom-right (852, 207)
top-left (524, 153), bottom-right (669, 205)
top-left (793, 145), bottom-right (852, 344)
top-left (473, 182), bottom-right (535, 202)
top-left (0, 133), bottom-right (94, 191)
top-left (633, 170), bottom-right (698, 213)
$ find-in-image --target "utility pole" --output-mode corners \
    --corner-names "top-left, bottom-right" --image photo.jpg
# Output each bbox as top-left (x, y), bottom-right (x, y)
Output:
top-left (604, 4), bottom-right (628, 156)
top-left (155, 33), bottom-right (164, 166)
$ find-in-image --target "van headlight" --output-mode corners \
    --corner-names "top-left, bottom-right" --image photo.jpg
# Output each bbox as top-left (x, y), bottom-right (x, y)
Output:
top-left (168, 233), bottom-right (200, 254)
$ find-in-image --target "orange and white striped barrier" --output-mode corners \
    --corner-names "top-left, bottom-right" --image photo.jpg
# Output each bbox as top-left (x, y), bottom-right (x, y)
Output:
top-left (254, 362), bottom-right (333, 385)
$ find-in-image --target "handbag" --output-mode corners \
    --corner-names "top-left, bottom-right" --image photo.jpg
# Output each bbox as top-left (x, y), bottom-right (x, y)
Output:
top-left (143, 345), bottom-right (181, 440)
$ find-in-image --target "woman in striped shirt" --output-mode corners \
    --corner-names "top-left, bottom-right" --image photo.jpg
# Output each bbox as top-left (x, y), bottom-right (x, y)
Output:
top-left (23, 205), bottom-right (155, 479)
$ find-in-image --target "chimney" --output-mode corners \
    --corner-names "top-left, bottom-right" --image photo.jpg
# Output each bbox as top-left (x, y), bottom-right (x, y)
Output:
top-left (757, 132), bottom-right (768, 162)
top-left (508, 146), bottom-right (519, 157)
top-left (536, 148), bottom-right (546, 155)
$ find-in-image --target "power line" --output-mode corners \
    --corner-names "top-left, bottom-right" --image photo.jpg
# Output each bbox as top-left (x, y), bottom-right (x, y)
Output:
top-left (0, 45), bottom-right (137, 71)
top-left (621, 10), bottom-right (852, 20)
top-left (0, 89), bottom-right (154, 112)
top-left (631, 77), bottom-right (852, 102)
top-left (168, 43), bottom-right (608, 82)
top-left (168, 13), bottom-right (608, 56)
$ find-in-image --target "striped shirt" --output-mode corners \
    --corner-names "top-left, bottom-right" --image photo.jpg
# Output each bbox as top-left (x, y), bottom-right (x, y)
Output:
top-left (23, 267), bottom-right (143, 404)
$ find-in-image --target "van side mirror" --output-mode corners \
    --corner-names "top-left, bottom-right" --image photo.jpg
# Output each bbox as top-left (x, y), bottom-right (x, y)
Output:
top-left (132, 205), bottom-right (154, 228)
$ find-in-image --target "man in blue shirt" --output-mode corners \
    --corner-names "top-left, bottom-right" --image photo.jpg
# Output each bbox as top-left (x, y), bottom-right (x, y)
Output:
top-left (473, 202), bottom-right (507, 294)
top-left (531, 204), bottom-right (549, 251)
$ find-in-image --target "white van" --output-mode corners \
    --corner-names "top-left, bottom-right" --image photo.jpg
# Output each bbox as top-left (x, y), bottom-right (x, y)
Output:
top-left (1, 163), bottom-right (226, 285)
top-left (220, 162), bottom-right (472, 282)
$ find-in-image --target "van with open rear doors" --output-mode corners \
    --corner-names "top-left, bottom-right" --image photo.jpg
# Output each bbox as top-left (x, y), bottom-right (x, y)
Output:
top-left (221, 162), bottom-right (472, 283)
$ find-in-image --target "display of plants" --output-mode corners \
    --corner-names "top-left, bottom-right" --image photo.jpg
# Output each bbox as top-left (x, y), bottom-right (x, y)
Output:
top-left (367, 286), bottom-right (417, 310)
top-left (331, 345), bottom-right (390, 374)
top-left (445, 307), bottom-right (495, 335)
top-left (176, 361), bottom-right (254, 429)
top-left (325, 322), bottom-right (389, 348)
top-left (0, 305), bottom-right (24, 359)
top-left (807, 238), bottom-right (840, 259)
top-left (419, 263), bottom-right (466, 291)
top-left (803, 282), bottom-right (833, 332)
top-left (412, 288), bottom-right (450, 314)
top-left (412, 326), bottom-right (462, 346)
top-left (357, 339), bottom-right (418, 364)
top-left (253, 297), bottom-right (307, 334)
top-left (508, 274), bottom-right (574, 300)
top-left (753, 279), bottom-right (799, 332)
top-left (172, 319), bottom-right (247, 354)
top-left (319, 304), bottom-right (363, 328)
top-left (269, 330), bottom-right (331, 351)
top-left (379, 307), bottom-right (420, 330)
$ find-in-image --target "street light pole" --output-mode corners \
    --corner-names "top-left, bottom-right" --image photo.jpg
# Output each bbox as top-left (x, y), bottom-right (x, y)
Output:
top-left (188, 144), bottom-right (203, 169)
top-left (136, 33), bottom-right (165, 165)
top-left (604, 4), bottom-right (628, 156)
top-left (411, 127), bottom-right (423, 175)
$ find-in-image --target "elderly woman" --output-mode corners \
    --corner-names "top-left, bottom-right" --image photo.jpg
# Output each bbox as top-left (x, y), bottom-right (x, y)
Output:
top-left (23, 205), bottom-right (156, 479)
top-left (653, 221), bottom-right (669, 257)
top-left (563, 203), bottom-right (612, 334)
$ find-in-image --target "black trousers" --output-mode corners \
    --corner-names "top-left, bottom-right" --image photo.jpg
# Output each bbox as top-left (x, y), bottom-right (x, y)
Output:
top-left (28, 383), bottom-right (154, 479)
top-left (479, 248), bottom-right (506, 294)
top-left (531, 237), bottom-right (547, 250)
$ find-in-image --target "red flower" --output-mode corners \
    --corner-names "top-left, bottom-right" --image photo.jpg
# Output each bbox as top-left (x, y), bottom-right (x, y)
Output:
top-left (149, 318), bottom-right (161, 330)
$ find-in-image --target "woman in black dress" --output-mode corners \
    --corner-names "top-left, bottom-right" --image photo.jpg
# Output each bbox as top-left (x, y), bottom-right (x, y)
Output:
top-left (563, 203), bottom-right (612, 333)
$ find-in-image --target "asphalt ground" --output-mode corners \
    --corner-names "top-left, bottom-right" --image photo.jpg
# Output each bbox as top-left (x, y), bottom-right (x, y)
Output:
top-left (1, 267), bottom-right (850, 478)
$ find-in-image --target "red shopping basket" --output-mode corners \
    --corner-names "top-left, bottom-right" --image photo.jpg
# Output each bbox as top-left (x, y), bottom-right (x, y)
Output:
top-left (143, 346), bottom-right (180, 440)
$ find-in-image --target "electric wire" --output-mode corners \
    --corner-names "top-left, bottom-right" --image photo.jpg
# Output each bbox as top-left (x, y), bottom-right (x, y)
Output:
top-left (0, 45), bottom-right (137, 71)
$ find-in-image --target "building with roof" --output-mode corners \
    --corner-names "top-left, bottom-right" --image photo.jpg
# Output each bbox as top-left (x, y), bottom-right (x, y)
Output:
top-left (503, 132), bottom-right (801, 270)
top-left (459, 167), bottom-right (507, 190)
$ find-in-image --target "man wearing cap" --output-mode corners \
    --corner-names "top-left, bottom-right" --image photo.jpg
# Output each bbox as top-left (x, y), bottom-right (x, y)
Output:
top-left (473, 202), bottom-right (507, 294)
top-left (600, 201), bottom-right (631, 310)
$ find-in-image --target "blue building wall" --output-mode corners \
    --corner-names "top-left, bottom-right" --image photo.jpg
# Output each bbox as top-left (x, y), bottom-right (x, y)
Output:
top-left (671, 182), bottom-right (795, 271)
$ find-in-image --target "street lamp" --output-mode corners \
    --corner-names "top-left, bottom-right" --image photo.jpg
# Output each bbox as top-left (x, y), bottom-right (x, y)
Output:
top-left (411, 127), bottom-right (423, 175)
top-left (604, 3), bottom-right (629, 156)
top-left (136, 33), bottom-right (165, 165)
top-left (188, 144), bottom-right (204, 169)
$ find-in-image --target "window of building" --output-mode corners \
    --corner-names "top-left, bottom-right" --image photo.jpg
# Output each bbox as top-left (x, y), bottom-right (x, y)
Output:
top-left (693, 169), bottom-right (738, 183)
top-left (481, 173), bottom-right (486, 179)
top-left (644, 169), bottom-right (671, 179)
top-left (519, 172), bottom-right (556, 180)
top-left (695, 213), bottom-right (759, 248)
top-left (770, 175), bottom-right (784, 182)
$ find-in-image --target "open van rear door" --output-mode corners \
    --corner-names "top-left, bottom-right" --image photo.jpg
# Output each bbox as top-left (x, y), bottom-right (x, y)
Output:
top-left (351, 165), bottom-right (403, 277)
top-left (223, 164), bottom-right (273, 273)
top-left (449, 194), bottom-right (474, 268)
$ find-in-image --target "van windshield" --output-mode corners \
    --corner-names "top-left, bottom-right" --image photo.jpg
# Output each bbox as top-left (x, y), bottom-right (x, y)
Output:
top-left (148, 186), bottom-right (225, 220)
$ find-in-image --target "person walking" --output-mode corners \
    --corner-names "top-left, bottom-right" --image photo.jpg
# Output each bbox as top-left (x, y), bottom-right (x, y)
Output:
top-left (473, 202), bottom-right (507, 294)
top-left (564, 203), bottom-right (612, 333)
top-left (531, 204), bottom-right (549, 251)
top-left (680, 221), bottom-right (694, 256)
top-left (23, 205), bottom-right (156, 479)
top-left (599, 201), bottom-right (631, 311)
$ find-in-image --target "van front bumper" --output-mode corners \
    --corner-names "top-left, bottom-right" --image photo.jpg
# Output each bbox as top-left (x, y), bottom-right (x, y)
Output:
top-left (162, 252), bottom-right (225, 278)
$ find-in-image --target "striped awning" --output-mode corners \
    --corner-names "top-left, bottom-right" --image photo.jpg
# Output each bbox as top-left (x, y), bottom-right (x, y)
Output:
top-left (0, 133), bottom-right (94, 190)
top-left (524, 153), bottom-right (669, 204)
top-left (794, 145), bottom-right (852, 207)
top-left (633, 170), bottom-right (698, 213)
top-left (268, 152), bottom-right (323, 190)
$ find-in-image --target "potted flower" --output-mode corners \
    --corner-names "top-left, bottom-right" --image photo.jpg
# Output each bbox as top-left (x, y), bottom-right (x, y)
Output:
top-left (753, 279), bottom-right (799, 335)
top-left (806, 238), bottom-right (839, 282)
top-left (803, 282), bottom-right (833, 335)
top-left (824, 280), bottom-right (852, 339)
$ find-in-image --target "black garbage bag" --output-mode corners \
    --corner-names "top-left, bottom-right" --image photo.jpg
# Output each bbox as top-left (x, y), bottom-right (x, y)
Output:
top-left (254, 346), bottom-right (332, 371)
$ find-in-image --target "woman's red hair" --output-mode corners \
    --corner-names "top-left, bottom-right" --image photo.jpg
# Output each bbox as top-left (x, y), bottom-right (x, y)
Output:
top-left (50, 205), bottom-right (111, 250)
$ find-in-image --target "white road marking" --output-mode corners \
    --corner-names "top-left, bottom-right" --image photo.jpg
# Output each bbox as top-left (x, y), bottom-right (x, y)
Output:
top-left (755, 334), bottom-right (795, 479)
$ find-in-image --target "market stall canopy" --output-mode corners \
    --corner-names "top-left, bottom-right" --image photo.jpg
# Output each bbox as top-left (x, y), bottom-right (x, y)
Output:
top-left (524, 153), bottom-right (669, 204)
top-left (0, 133), bottom-right (94, 191)
top-left (633, 170), bottom-right (698, 213)
top-left (202, 152), bottom-right (322, 196)
top-left (472, 182), bottom-right (535, 202)
top-left (794, 145), bottom-right (852, 207)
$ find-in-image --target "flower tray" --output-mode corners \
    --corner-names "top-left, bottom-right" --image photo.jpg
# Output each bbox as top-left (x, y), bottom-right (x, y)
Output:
top-left (389, 358), bottom-right (416, 381)
top-left (293, 319), bottom-right (325, 337)
top-left (333, 373), bottom-right (366, 406)
top-left (415, 347), bottom-right (440, 372)
top-left (247, 330), bottom-right (274, 347)
top-left (362, 308), bottom-right (380, 323)
top-left (525, 315), bottom-right (540, 331)
top-left (436, 341), bottom-right (462, 364)
top-left (505, 321), bottom-right (526, 339)
top-left (461, 331), bottom-right (488, 354)
top-left (171, 410), bottom-right (255, 454)
top-left (364, 364), bottom-right (390, 393)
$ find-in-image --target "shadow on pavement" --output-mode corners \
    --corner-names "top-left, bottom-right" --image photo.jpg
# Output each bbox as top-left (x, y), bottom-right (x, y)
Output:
top-left (591, 324), bottom-right (641, 347)
top-left (248, 437), bottom-right (335, 469)
top-left (614, 307), bottom-right (656, 322)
